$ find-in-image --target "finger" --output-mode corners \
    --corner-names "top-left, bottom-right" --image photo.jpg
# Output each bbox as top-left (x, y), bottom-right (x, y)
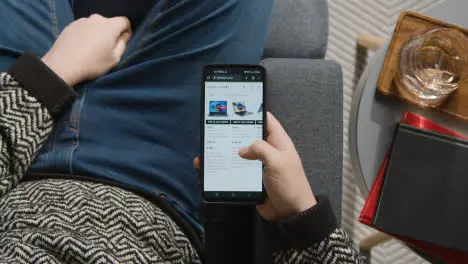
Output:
top-left (193, 157), bottom-right (200, 169)
top-left (89, 14), bottom-right (104, 20)
top-left (120, 30), bottom-right (132, 43)
top-left (256, 204), bottom-right (268, 218)
top-left (114, 28), bottom-right (132, 57)
top-left (238, 140), bottom-right (278, 164)
top-left (114, 36), bottom-right (129, 62)
top-left (108, 16), bottom-right (132, 36)
top-left (256, 199), bottom-right (277, 221)
top-left (266, 112), bottom-right (295, 151)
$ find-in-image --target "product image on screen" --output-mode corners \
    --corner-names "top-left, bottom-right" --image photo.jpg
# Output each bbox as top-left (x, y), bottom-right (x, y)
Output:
top-left (233, 102), bottom-right (251, 116)
top-left (208, 101), bottom-right (228, 116)
top-left (203, 67), bottom-right (264, 198)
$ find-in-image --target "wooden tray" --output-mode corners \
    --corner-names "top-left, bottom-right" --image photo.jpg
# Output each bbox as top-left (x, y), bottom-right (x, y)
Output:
top-left (377, 11), bottom-right (468, 120)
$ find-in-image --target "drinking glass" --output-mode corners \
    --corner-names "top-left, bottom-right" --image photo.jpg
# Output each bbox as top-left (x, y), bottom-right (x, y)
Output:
top-left (396, 28), bottom-right (468, 107)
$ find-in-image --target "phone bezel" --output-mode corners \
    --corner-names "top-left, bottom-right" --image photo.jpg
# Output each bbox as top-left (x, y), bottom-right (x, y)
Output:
top-left (200, 64), bottom-right (266, 204)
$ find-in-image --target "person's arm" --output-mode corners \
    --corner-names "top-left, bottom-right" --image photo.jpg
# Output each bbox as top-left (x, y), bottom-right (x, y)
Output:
top-left (0, 14), bottom-right (131, 199)
top-left (273, 228), bottom-right (361, 263)
top-left (237, 112), bottom-right (364, 263)
top-left (0, 53), bottom-right (77, 197)
top-left (263, 196), bottom-right (363, 263)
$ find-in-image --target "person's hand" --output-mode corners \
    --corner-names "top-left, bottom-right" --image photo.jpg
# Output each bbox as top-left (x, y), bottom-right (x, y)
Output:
top-left (238, 112), bottom-right (317, 220)
top-left (42, 14), bottom-right (132, 87)
top-left (193, 112), bottom-right (317, 221)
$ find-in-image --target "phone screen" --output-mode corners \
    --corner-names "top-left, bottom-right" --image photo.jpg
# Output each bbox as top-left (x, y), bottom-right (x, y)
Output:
top-left (202, 65), bottom-right (265, 202)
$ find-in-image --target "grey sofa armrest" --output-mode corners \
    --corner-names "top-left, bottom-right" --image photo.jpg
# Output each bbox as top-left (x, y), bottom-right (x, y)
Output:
top-left (264, 0), bottom-right (329, 59)
top-left (261, 58), bottom-right (343, 220)
top-left (254, 58), bottom-right (342, 264)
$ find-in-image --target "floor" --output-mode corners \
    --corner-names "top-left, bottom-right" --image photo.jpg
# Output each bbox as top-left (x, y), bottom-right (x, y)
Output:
top-left (325, 0), bottom-right (446, 263)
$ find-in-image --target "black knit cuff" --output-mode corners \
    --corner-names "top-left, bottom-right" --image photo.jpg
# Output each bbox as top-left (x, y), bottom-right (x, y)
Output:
top-left (8, 52), bottom-right (77, 117)
top-left (263, 196), bottom-right (338, 251)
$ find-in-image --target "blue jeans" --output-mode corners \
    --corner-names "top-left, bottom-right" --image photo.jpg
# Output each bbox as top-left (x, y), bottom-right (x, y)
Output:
top-left (0, 0), bottom-right (273, 230)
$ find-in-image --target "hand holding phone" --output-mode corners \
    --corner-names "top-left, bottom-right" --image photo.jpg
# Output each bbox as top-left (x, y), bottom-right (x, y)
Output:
top-left (195, 112), bottom-right (317, 220)
top-left (238, 112), bottom-right (317, 220)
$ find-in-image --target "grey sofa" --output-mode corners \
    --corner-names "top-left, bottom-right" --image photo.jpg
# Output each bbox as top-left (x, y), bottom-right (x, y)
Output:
top-left (259, 0), bottom-right (343, 261)
top-left (263, 0), bottom-right (342, 220)
top-left (205, 0), bottom-right (343, 263)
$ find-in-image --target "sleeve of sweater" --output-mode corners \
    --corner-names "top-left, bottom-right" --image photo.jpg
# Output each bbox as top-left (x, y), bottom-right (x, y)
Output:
top-left (0, 53), bottom-right (76, 198)
top-left (264, 196), bottom-right (365, 264)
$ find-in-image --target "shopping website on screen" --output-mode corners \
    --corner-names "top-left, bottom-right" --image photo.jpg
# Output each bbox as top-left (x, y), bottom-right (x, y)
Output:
top-left (203, 80), bottom-right (263, 192)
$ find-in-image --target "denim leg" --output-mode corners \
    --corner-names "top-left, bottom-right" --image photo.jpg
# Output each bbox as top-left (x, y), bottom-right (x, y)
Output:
top-left (34, 0), bottom-right (274, 227)
top-left (0, 0), bottom-right (74, 71)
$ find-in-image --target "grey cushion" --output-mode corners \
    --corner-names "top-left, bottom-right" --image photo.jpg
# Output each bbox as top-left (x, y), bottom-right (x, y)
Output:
top-left (261, 58), bottom-right (343, 219)
top-left (264, 0), bottom-right (329, 59)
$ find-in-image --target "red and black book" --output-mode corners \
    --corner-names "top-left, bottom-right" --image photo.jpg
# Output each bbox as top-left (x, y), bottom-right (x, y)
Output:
top-left (359, 112), bottom-right (468, 263)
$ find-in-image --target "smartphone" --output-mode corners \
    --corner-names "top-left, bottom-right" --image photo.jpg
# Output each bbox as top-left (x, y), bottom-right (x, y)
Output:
top-left (201, 65), bottom-right (266, 203)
